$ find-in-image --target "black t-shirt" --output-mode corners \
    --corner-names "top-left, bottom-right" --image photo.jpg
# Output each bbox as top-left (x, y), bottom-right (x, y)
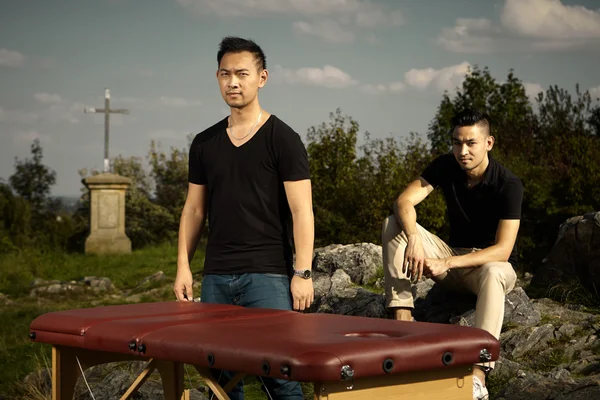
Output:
top-left (188, 115), bottom-right (310, 276)
top-left (421, 153), bottom-right (523, 268)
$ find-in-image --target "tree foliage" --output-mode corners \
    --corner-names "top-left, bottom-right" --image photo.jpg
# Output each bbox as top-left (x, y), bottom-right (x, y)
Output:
top-left (2, 66), bottom-right (598, 277)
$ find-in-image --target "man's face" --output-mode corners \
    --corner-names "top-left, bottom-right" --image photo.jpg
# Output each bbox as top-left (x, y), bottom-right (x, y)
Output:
top-left (217, 51), bottom-right (267, 109)
top-left (451, 125), bottom-right (494, 171)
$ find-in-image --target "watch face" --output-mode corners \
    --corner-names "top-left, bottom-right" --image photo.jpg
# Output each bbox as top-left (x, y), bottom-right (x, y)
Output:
top-left (303, 270), bottom-right (311, 278)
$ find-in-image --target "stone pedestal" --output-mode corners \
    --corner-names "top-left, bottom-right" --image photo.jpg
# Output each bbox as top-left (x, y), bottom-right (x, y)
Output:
top-left (84, 173), bottom-right (132, 254)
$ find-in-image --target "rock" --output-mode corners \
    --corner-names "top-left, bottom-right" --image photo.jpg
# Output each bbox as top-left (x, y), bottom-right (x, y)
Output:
top-left (530, 211), bottom-right (600, 301)
top-left (83, 276), bottom-right (115, 292)
top-left (413, 283), bottom-right (476, 324)
top-left (309, 246), bottom-right (386, 318)
top-left (312, 243), bottom-right (382, 285)
top-left (503, 287), bottom-right (541, 328)
top-left (489, 357), bottom-right (522, 381)
top-left (133, 271), bottom-right (166, 290)
top-left (503, 324), bottom-right (556, 359)
top-left (311, 268), bottom-right (386, 318)
top-left (29, 276), bottom-right (115, 297)
top-left (0, 292), bottom-right (12, 306)
top-left (25, 363), bottom-right (208, 400)
top-left (579, 362), bottom-right (600, 376)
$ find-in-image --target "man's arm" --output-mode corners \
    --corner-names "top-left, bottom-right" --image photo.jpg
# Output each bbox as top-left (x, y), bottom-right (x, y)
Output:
top-left (393, 177), bottom-right (434, 281)
top-left (394, 177), bottom-right (434, 234)
top-left (445, 219), bottom-right (520, 269)
top-left (283, 179), bottom-right (314, 311)
top-left (173, 183), bottom-right (207, 301)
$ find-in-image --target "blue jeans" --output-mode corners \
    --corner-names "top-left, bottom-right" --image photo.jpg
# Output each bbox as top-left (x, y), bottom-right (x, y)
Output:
top-left (200, 273), bottom-right (304, 400)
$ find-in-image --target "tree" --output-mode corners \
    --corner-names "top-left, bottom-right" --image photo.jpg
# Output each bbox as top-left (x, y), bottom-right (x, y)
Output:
top-left (9, 139), bottom-right (56, 210)
top-left (306, 109), bottom-right (360, 244)
top-left (425, 66), bottom-right (600, 273)
top-left (148, 140), bottom-right (189, 216)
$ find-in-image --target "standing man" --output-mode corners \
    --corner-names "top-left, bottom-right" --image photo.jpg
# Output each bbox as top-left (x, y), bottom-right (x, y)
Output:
top-left (381, 109), bottom-right (523, 400)
top-left (174, 36), bottom-right (314, 400)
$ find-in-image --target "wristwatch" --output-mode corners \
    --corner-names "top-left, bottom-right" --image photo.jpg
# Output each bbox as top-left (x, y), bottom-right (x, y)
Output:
top-left (293, 269), bottom-right (312, 279)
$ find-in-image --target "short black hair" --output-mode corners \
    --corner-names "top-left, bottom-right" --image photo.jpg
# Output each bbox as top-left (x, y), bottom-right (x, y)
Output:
top-left (217, 36), bottom-right (267, 71)
top-left (451, 108), bottom-right (491, 136)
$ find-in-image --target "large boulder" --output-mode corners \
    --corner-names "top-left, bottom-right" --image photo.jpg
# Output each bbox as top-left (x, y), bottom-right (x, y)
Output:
top-left (530, 211), bottom-right (600, 301)
top-left (309, 243), bottom-right (386, 318)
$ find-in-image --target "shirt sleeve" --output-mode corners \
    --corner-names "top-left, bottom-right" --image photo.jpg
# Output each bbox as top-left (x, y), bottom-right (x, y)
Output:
top-left (420, 154), bottom-right (448, 188)
top-left (500, 178), bottom-right (524, 219)
top-left (188, 135), bottom-right (207, 185)
top-left (275, 123), bottom-right (310, 181)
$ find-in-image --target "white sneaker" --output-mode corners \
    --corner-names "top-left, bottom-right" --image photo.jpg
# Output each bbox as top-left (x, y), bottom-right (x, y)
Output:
top-left (473, 376), bottom-right (489, 400)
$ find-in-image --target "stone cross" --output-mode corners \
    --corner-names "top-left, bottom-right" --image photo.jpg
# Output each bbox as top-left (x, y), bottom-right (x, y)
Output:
top-left (84, 88), bottom-right (130, 172)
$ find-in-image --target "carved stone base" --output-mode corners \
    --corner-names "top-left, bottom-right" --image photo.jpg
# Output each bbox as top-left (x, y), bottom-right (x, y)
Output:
top-left (83, 173), bottom-right (132, 254)
top-left (85, 233), bottom-right (131, 254)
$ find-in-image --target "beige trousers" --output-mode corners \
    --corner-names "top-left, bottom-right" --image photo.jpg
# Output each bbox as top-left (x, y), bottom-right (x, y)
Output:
top-left (381, 215), bottom-right (516, 369)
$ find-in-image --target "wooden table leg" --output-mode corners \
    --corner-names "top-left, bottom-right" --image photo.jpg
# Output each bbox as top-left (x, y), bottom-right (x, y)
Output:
top-left (52, 346), bottom-right (79, 400)
top-left (156, 360), bottom-right (186, 400)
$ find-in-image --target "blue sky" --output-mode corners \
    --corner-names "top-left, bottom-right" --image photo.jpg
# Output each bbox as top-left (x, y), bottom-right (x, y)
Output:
top-left (1, 0), bottom-right (599, 196)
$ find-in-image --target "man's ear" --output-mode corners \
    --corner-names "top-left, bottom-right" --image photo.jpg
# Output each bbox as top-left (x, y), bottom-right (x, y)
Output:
top-left (259, 69), bottom-right (269, 88)
top-left (487, 135), bottom-right (495, 151)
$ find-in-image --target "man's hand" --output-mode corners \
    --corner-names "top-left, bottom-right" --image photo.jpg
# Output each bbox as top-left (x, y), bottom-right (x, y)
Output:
top-left (423, 258), bottom-right (450, 279)
top-left (403, 233), bottom-right (425, 282)
top-left (290, 276), bottom-right (314, 311)
top-left (173, 266), bottom-right (194, 301)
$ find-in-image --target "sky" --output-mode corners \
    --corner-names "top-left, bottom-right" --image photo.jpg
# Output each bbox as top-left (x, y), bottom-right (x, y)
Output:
top-left (1, 0), bottom-right (599, 197)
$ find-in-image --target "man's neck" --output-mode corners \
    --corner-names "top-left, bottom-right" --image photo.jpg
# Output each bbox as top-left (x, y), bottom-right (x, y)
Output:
top-left (230, 101), bottom-right (262, 126)
top-left (465, 154), bottom-right (490, 184)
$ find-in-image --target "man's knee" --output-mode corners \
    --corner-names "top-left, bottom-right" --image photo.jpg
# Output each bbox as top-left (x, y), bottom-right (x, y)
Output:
top-left (479, 262), bottom-right (516, 291)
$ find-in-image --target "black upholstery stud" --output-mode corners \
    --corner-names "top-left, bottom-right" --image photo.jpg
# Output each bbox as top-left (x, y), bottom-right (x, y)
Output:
top-left (138, 344), bottom-right (146, 354)
top-left (442, 352), bottom-right (453, 366)
top-left (261, 361), bottom-right (271, 375)
top-left (128, 341), bottom-right (137, 351)
top-left (29, 332), bottom-right (36, 340)
top-left (382, 358), bottom-right (394, 373)
top-left (280, 365), bottom-right (290, 376)
top-left (207, 353), bottom-right (215, 366)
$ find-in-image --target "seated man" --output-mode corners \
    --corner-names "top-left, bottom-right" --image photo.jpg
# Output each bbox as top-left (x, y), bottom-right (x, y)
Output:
top-left (381, 109), bottom-right (523, 400)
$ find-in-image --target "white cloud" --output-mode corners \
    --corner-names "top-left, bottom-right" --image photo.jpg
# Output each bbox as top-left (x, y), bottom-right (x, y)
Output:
top-left (292, 19), bottom-right (355, 43)
top-left (34, 92), bottom-right (64, 104)
top-left (437, 0), bottom-right (600, 53)
top-left (436, 18), bottom-right (497, 53)
top-left (590, 85), bottom-right (600, 100)
top-left (0, 48), bottom-right (25, 67)
top-left (177, 0), bottom-right (381, 18)
top-left (177, 0), bottom-right (404, 43)
top-left (523, 82), bottom-right (545, 101)
top-left (501, 0), bottom-right (600, 39)
top-left (404, 62), bottom-right (471, 93)
top-left (360, 81), bottom-right (406, 95)
top-left (273, 64), bottom-right (359, 89)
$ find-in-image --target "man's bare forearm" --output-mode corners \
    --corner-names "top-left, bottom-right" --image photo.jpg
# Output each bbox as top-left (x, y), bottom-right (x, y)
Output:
top-left (177, 209), bottom-right (206, 269)
top-left (394, 199), bottom-right (418, 236)
top-left (446, 244), bottom-right (512, 269)
top-left (292, 209), bottom-right (314, 271)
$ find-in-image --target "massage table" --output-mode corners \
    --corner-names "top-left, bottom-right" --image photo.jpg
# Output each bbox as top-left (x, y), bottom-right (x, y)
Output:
top-left (29, 301), bottom-right (498, 399)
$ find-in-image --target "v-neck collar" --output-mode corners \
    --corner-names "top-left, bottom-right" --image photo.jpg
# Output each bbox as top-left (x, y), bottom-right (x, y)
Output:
top-left (225, 115), bottom-right (273, 149)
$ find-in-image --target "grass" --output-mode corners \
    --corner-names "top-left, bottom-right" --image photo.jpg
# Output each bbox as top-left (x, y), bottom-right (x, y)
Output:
top-left (0, 242), bottom-right (317, 399)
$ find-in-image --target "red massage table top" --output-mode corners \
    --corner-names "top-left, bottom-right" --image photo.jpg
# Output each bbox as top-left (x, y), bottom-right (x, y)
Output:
top-left (30, 301), bottom-right (499, 382)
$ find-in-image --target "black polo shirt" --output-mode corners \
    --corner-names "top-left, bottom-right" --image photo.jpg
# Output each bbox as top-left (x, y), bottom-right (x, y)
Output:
top-left (421, 153), bottom-right (523, 268)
